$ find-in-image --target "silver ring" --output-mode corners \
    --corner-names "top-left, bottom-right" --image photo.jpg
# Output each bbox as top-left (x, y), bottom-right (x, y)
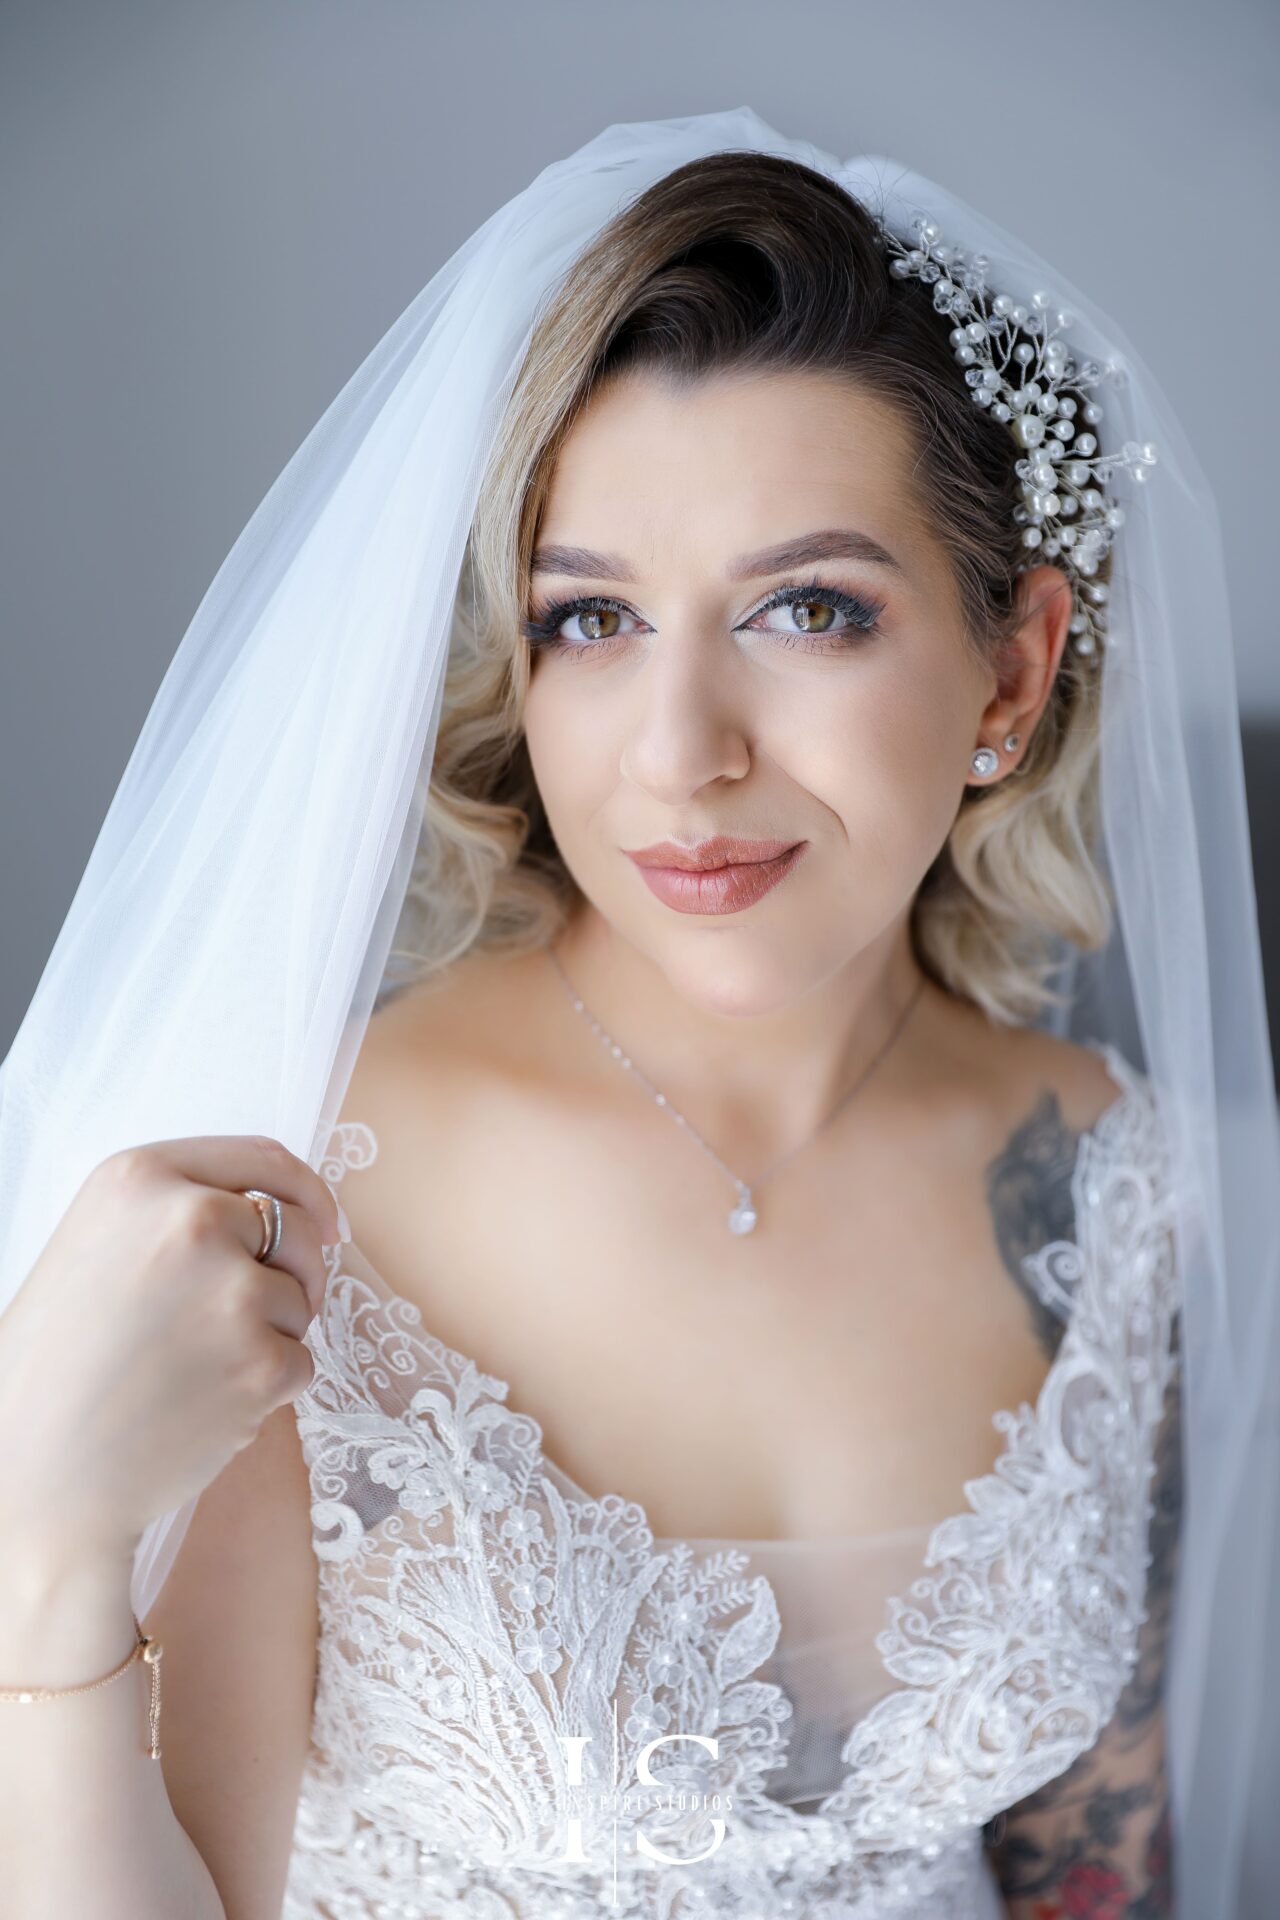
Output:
top-left (242, 1188), bottom-right (284, 1263)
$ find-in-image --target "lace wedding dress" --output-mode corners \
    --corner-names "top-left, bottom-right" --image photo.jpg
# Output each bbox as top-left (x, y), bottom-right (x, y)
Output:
top-left (278, 1040), bottom-right (1180, 1919)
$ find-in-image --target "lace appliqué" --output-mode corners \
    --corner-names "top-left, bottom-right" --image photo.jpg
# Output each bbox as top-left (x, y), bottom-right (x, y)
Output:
top-left (282, 1043), bottom-right (1179, 1919)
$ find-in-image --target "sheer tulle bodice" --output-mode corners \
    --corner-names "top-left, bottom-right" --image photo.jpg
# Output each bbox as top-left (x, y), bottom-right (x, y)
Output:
top-left (280, 1040), bottom-right (1180, 1918)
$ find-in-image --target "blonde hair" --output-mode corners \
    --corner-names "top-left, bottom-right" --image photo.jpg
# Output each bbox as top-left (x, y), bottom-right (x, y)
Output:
top-left (385, 150), bottom-right (1113, 1025)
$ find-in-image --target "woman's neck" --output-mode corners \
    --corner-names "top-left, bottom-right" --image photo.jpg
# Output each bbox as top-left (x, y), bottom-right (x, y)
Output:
top-left (545, 900), bottom-right (940, 1161)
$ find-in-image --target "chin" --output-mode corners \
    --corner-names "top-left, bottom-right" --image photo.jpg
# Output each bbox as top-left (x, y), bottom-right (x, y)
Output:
top-left (658, 945), bottom-right (811, 1021)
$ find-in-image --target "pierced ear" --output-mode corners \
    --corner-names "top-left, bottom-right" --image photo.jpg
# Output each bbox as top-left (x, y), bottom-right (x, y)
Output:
top-left (988, 566), bottom-right (1071, 721)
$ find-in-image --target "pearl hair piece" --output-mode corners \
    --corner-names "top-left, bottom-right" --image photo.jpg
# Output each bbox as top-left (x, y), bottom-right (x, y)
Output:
top-left (875, 212), bottom-right (1159, 663)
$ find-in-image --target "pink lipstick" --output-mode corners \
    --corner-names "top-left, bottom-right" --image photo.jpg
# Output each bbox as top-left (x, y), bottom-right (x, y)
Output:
top-left (624, 836), bottom-right (807, 916)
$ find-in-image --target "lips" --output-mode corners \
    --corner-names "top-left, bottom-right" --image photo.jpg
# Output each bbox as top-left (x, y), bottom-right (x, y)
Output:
top-left (626, 836), bottom-right (802, 871)
top-left (624, 837), bottom-right (807, 916)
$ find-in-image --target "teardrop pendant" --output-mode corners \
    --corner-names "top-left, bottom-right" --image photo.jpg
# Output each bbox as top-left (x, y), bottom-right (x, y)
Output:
top-left (728, 1188), bottom-right (758, 1235)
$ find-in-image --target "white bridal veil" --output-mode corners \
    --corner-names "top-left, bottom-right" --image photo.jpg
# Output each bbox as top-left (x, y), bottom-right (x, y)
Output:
top-left (0, 107), bottom-right (1275, 1916)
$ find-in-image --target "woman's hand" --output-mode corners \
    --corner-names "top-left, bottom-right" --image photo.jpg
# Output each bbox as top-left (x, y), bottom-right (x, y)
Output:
top-left (0, 1134), bottom-right (343, 1563)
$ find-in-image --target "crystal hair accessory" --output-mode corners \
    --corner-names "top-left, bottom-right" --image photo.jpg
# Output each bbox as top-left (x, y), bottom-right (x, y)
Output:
top-left (876, 211), bottom-right (1159, 662)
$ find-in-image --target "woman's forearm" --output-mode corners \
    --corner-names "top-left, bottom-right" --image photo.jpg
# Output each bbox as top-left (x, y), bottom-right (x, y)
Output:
top-left (0, 1530), bottom-right (226, 1920)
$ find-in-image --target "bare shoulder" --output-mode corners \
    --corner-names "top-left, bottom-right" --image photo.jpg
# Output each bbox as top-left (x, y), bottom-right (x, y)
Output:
top-left (327, 945), bottom-right (549, 1244)
top-left (911, 990), bottom-right (1141, 1153)
top-left (339, 944), bottom-right (546, 1117)
top-left (983, 1019), bottom-right (1136, 1140)
top-left (936, 1013), bottom-right (1146, 1360)
top-left (965, 1018), bottom-right (1141, 1191)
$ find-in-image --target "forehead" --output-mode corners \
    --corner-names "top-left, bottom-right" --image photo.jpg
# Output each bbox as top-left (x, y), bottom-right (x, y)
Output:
top-left (534, 369), bottom-right (930, 579)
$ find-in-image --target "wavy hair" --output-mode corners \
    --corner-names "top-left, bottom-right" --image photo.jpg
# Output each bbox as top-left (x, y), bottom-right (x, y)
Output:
top-left (383, 150), bottom-right (1112, 1025)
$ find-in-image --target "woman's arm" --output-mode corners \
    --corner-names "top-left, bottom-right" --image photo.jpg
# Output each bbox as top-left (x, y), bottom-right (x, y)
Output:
top-left (985, 1318), bottom-right (1183, 1917)
top-left (0, 1398), bottom-right (319, 1920)
top-left (0, 1537), bottom-right (229, 1920)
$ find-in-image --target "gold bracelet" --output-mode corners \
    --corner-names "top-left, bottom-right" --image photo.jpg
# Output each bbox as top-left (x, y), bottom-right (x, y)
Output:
top-left (0, 1610), bottom-right (164, 1758)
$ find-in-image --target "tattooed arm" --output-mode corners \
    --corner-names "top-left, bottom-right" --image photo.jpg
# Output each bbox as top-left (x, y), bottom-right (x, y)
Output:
top-left (981, 1084), bottom-right (1183, 1916)
top-left (984, 1323), bottom-right (1182, 1917)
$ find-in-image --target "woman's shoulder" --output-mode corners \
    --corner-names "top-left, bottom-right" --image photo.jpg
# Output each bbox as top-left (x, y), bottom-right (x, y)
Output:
top-left (994, 1024), bottom-right (1180, 1288)
top-left (344, 957), bottom-right (1156, 1158)
top-left (1009, 1023), bottom-right (1142, 1120)
top-left (1009, 1027), bottom-right (1165, 1173)
top-left (324, 945), bottom-right (553, 1229)
top-left (922, 997), bottom-right (1150, 1153)
top-left (353, 944), bottom-right (556, 1108)
top-left (328, 955), bottom-right (1170, 1250)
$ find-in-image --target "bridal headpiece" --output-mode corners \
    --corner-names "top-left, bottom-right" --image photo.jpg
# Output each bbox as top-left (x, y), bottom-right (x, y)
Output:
top-left (877, 211), bottom-right (1159, 661)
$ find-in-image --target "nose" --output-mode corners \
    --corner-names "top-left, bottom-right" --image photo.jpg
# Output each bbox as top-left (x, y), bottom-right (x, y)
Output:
top-left (617, 630), bottom-right (753, 803)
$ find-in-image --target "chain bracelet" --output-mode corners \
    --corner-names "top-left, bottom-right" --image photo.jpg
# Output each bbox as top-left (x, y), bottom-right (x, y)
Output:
top-left (0, 1609), bottom-right (164, 1758)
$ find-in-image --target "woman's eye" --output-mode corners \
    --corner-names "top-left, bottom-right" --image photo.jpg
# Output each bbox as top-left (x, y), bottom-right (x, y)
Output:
top-left (520, 581), bottom-right (885, 655)
top-left (556, 604), bottom-right (640, 644)
top-left (752, 599), bottom-right (844, 636)
top-left (746, 588), bottom-right (885, 642)
top-left (520, 598), bottom-right (642, 650)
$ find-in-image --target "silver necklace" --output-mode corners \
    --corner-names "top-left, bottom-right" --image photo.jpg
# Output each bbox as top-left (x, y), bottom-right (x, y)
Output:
top-left (546, 944), bottom-right (927, 1236)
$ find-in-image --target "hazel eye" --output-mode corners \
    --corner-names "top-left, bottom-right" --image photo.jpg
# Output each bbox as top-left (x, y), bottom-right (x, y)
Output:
top-left (753, 598), bottom-right (842, 635)
top-left (520, 595), bottom-right (643, 651)
top-left (743, 581), bottom-right (887, 645)
top-left (559, 605), bottom-right (636, 643)
top-left (520, 577), bottom-right (886, 657)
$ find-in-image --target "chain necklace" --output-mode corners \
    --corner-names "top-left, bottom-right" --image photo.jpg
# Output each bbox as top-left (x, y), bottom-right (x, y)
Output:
top-left (546, 943), bottom-right (927, 1235)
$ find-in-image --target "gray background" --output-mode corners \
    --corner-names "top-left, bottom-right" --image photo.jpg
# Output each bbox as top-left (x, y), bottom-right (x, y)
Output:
top-left (2, 0), bottom-right (1277, 1057)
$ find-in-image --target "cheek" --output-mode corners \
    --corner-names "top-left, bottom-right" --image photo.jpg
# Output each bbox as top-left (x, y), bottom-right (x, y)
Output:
top-left (807, 672), bottom-right (970, 868)
top-left (521, 680), bottom-right (612, 827)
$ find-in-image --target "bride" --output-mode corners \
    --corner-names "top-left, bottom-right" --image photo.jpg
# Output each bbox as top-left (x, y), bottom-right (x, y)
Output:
top-left (0, 111), bottom-right (1272, 1920)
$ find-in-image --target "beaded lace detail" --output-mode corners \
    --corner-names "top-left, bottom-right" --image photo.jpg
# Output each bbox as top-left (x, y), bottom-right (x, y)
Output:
top-left (281, 1040), bottom-right (1180, 1919)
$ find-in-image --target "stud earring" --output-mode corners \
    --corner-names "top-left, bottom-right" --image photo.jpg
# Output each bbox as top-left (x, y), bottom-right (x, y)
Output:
top-left (1003, 732), bottom-right (1021, 752)
top-left (970, 745), bottom-right (999, 777)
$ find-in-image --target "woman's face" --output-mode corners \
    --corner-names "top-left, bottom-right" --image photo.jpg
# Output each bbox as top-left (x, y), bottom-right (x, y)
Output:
top-left (520, 367), bottom-right (1065, 1018)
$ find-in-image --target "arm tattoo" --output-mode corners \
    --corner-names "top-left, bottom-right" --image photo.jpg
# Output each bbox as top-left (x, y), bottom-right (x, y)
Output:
top-left (983, 1316), bottom-right (1184, 1917)
top-left (985, 1088), bottom-right (1083, 1361)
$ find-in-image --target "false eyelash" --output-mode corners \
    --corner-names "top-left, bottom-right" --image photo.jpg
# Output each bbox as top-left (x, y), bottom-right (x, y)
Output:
top-left (520, 576), bottom-right (888, 652)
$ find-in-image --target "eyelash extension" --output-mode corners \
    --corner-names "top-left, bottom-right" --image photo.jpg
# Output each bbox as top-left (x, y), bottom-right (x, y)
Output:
top-left (519, 577), bottom-right (888, 655)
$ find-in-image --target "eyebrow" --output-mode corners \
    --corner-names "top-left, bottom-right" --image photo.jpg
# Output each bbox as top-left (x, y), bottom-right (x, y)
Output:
top-left (529, 527), bottom-right (907, 584)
